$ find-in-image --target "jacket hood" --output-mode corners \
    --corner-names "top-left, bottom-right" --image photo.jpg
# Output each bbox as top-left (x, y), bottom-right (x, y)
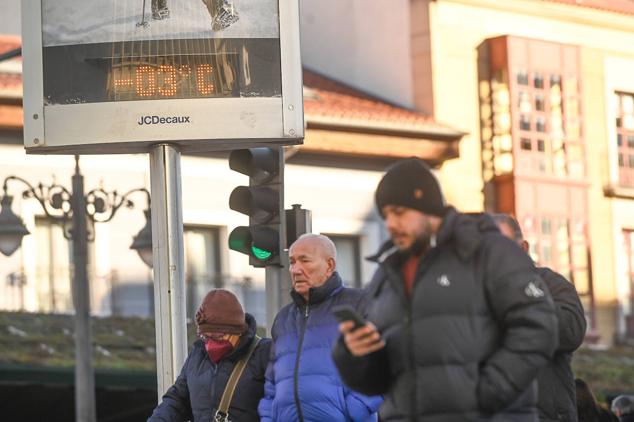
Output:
top-left (368, 207), bottom-right (501, 264)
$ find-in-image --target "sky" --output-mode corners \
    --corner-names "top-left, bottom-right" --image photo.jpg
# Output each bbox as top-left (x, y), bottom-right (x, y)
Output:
top-left (0, 0), bottom-right (21, 35)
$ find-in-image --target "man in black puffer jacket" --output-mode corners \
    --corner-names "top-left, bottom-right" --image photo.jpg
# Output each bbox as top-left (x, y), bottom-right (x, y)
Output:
top-left (493, 213), bottom-right (586, 422)
top-left (148, 289), bottom-right (270, 422)
top-left (333, 157), bottom-right (558, 422)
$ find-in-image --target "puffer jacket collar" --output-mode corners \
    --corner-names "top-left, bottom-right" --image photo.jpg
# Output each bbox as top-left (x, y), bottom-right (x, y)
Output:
top-left (367, 207), bottom-right (501, 266)
top-left (290, 271), bottom-right (344, 307)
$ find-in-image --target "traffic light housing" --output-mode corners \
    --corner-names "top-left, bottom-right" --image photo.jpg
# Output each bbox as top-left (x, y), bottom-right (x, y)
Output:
top-left (228, 147), bottom-right (285, 267)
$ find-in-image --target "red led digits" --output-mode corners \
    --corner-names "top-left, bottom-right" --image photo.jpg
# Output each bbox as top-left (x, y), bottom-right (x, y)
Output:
top-left (158, 65), bottom-right (177, 97)
top-left (196, 64), bottom-right (215, 95)
top-left (136, 65), bottom-right (156, 97)
top-left (112, 61), bottom-right (216, 99)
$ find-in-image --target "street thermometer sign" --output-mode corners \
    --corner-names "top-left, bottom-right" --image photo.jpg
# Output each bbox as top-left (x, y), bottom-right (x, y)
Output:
top-left (21, 0), bottom-right (303, 154)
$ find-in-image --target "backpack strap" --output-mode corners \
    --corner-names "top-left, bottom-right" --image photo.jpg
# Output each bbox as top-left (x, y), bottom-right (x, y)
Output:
top-left (213, 335), bottom-right (261, 422)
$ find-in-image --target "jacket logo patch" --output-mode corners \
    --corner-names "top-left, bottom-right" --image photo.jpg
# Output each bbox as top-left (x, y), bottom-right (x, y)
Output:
top-left (437, 274), bottom-right (451, 287)
top-left (524, 281), bottom-right (545, 298)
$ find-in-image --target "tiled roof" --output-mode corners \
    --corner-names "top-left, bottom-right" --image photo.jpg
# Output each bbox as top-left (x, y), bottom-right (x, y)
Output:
top-left (0, 36), bottom-right (463, 141)
top-left (542, 0), bottom-right (634, 15)
top-left (303, 69), bottom-right (461, 137)
top-left (0, 35), bottom-right (22, 106)
top-left (0, 35), bottom-right (20, 55)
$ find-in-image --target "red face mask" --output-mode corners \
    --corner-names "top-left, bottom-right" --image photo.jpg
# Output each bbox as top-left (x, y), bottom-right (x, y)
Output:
top-left (204, 338), bottom-right (234, 364)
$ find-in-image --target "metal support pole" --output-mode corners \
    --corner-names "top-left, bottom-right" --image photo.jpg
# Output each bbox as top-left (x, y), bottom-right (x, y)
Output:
top-left (265, 260), bottom-right (292, 334)
top-left (265, 147), bottom-right (292, 333)
top-left (71, 156), bottom-right (96, 422)
top-left (149, 144), bottom-right (187, 398)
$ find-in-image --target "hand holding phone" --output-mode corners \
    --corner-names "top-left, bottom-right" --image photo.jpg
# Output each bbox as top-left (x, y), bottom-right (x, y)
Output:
top-left (335, 306), bottom-right (385, 357)
top-left (332, 305), bottom-right (366, 330)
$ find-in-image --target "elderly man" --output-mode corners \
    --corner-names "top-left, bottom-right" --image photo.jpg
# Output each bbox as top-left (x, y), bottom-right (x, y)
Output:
top-left (333, 157), bottom-right (558, 421)
top-left (258, 233), bottom-right (382, 422)
top-left (492, 213), bottom-right (586, 422)
top-left (148, 289), bottom-right (270, 422)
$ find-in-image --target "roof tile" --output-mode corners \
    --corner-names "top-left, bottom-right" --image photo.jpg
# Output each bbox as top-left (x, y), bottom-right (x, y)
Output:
top-left (303, 69), bottom-right (442, 131)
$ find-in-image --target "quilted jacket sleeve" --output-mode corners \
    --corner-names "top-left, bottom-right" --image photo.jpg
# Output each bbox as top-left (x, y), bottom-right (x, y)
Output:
top-left (537, 267), bottom-right (586, 353)
top-left (147, 351), bottom-right (194, 422)
top-left (257, 332), bottom-right (277, 422)
top-left (477, 235), bottom-right (558, 414)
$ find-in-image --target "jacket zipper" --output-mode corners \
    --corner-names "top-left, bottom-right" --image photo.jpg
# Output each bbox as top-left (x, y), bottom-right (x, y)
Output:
top-left (383, 251), bottom-right (434, 422)
top-left (405, 300), bottom-right (416, 422)
top-left (293, 302), bottom-right (310, 422)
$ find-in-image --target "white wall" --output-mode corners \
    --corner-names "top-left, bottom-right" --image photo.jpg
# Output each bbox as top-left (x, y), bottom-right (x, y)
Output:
top-left (0, 0), bottom-right (21, 35)
top-left (300, 0), bottom-right (414, 107)
top-left (0, 144), bottom-right (385, 319)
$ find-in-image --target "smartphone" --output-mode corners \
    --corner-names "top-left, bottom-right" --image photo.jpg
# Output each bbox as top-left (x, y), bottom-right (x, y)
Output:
top-left (332, 305), bottom-right (366, 330)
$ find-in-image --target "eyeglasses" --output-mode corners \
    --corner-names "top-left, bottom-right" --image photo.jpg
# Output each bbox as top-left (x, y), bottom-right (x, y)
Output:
top-left (199, 332), bottom-right (231, 342)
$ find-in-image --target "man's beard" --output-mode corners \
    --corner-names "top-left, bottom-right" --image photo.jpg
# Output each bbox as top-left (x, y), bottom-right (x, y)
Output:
top-left (392, 221), bottom-right (433, 256)
top-left (405, 233), bottom-right (432, 256)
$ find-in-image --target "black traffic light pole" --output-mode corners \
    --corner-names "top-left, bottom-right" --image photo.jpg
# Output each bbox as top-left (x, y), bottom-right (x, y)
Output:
top-left (227, 147), bottom-right (296, 331)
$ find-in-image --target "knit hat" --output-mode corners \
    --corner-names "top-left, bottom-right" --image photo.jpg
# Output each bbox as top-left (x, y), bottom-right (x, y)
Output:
top-left (195, 289), bottom-right (247, 335)
top-left (375, 157), bottom-right (446, 218)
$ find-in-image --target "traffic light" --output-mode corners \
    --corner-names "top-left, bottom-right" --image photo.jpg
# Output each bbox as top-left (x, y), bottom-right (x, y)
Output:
top-left (228, 147), bottom-right (285, 267)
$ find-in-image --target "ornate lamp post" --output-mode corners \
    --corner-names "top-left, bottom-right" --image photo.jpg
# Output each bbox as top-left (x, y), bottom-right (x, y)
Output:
top-left (0, 156), bottom-right (151, 422)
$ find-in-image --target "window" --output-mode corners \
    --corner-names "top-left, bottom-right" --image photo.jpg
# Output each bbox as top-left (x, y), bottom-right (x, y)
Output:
top-left (327, 234), bottom-right (362, 288)
top-left (536, 117), bottom-right (546, 132)
top-left (616, 92), bottom-right (634, 186)
top-left (623, 230), bottom-right (634, 338)
top-left (534, 73), bottom-right (544, 89)
top-left (183, 226), bottom-right (222, 319)
top-left (33, 218), bottom-right (73, 313)
top-left (510, 66), bottom-right (584, 178)
top-left (521, 138), bottom-right (532, 150)
top-left (535, 95), bottom-right (545, 112)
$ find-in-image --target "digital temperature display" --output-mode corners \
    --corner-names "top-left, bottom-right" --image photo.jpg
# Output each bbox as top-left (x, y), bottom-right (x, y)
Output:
top-left (110, 58), bottom-right (229, 100)
top-left (42, 39), bottom-right (282, 104)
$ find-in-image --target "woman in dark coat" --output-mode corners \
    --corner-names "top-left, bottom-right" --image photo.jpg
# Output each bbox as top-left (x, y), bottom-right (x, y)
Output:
top-left (576, 378), bottom-right (619, 422)
top-left (148, 289), bottom-right (271, 422)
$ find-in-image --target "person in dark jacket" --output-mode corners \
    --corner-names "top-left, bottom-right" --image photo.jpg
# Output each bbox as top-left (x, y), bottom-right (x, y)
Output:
top-left (258, 233), bottom-right (382, 422)
top-left (576, 378), bottom-right (619, 422)
top-left (148, 289), bottom-right (270, 422)
top-left (333, 157), bottom-right (558, 422)
top-left (611, 394), bottom-right (634, 422)
top-left (493, 213), bottom-right (586, 422)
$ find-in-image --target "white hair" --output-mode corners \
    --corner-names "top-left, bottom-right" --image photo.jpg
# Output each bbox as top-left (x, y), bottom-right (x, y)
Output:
top-left (291, 233), bottom-right (337, 261)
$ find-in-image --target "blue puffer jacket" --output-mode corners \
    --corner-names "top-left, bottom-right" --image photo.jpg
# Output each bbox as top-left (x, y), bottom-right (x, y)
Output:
top-left (258, 272), bottom-right (382, 422)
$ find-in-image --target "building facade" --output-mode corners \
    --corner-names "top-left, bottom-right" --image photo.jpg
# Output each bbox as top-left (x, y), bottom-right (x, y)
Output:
top-left (0, 34), bottom-right (462, 328)
top-left (4, 0), bottom-right (634, 346)
top-left (299, 0), bottom-right (634, 345)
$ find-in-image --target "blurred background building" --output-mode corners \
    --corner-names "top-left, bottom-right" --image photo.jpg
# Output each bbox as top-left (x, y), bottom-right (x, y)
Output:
top-left (300, 0), bottom-right (634, 346)
top-left (1, 0), bottom-right (634, 348)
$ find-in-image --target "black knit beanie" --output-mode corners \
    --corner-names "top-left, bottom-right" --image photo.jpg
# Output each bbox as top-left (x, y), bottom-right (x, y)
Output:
top-left (375, 158), bottom-right (446, 218)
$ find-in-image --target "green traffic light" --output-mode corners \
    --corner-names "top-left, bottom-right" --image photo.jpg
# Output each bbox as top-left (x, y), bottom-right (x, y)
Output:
top-left (251, 246), bottom-right (272, 261)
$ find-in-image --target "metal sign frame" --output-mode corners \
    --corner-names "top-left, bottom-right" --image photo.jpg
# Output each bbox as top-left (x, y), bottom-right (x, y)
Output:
top-left (21, 0), bottom-right (303, 154)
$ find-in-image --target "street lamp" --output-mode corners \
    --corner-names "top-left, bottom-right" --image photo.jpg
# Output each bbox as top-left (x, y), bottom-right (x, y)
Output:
top-left (0, 195), bottom-right (30, 256)
top-left (0, 156), bottom-right (151, 422)
top-left (131, 209), bottom-right (153, 268)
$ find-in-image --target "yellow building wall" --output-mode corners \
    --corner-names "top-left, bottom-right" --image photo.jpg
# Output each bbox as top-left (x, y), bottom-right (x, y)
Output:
top-left (581, 48), bottom-right (618, 343)
top-left (419, 0), bottom-right (634, 343)
top-left (424, 0), bottom-right (634, 205)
